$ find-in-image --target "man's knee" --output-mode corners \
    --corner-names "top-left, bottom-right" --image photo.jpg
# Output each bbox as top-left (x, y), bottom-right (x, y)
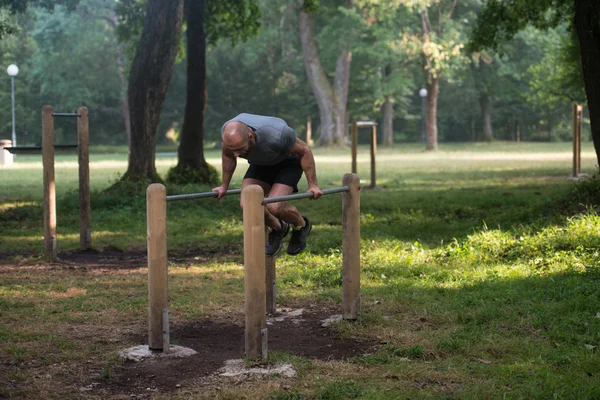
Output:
top-left (266, 202), bottom-right (286, 219)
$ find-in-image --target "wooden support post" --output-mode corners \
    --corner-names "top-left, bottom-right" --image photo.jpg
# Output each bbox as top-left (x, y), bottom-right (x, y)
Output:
top-left (351, 121), bottom-right (358, 174)
top-left (147, 183), bottom-right (169, 351)
top-left (77, 107), bottom-right (91, 249)
top-left (342, 173), bottom-right (361, 320)
top-left (573, 104), bottom-right (582, 177)
top-left (243, 185), bottom-right (267, 361)
top-left (370, 126), bottom-right (377, 188)
top-left (42, 105), bottom-right (56, 257)
top-left (577, 105), bottom-right (582, 176)
top-left (265, 227), bottom-right (277, 314)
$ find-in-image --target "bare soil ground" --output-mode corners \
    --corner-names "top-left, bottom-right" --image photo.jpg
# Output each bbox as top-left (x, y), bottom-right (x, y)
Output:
top-left (0, 249), bottom-right (377, 399)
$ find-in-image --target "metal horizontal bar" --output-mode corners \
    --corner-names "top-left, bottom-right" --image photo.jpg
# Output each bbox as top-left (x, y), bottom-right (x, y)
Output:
top-left (167, 188), bottom-right (241, 202)
top-left (5, 144), bottom-right (78, 154)
top-left (4, 146), bottom-right (41, 154)
top-left (348, 121), bottom-right (378, 127)
top-left (53, 113), bottom-right (80, 117)
top-left (263, 186), bottom-right (349, 205)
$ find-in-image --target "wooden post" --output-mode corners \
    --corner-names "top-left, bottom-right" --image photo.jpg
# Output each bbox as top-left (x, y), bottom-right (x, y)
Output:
top-left (77, 107), bottom-right (91, 249)
top-left (265, 227), bottom-right (277, 315)
top-left (370, 125), bottom-right (377, 188)
top-left (243, 185), bottom-right (267, 361)
top-left (147, 183), bottom-right (169, 351)
top-left (42, 105), bottom-right (56, 257)
top-left (573, 104), bottom-right (582, 177)
top-left (578, 106), bottom-right (583, 175)
top-left (351, 121), bottom-right (358, 174)
top-left (306, 116), bottom-right (312, 146)
top-left (342, 173), bottom-right (361, 320)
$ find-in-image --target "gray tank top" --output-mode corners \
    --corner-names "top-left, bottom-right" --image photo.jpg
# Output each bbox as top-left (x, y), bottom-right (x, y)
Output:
top-left (222, 113), bottom-right (298, 165)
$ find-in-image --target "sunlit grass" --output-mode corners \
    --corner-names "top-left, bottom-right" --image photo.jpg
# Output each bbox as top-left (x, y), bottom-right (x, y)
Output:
top-left (1, 142), bottom-right (600, 399)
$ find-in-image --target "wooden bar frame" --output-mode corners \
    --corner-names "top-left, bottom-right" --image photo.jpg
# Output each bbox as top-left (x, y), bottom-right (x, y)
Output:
top-left (350, 121), bottom-right (377, 188)
top-left (42, 105), bottom-right (56, 257)
top-left (573, 104), bottom-right (583, 178)
top-left (147, 183), bottom-right (169, 351)
top-left (78, 107), bottom-right (91, 249)
top-left (242, 185), bottom-right (267, 361)
top-left (342, 173), bottom-right (361, 319)
top-left (40, 105), bottom-right (91, 257)
top-left (145, 175), bottom-right (361, 360)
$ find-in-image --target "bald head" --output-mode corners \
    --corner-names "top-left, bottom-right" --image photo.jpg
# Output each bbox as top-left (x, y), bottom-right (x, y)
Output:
top-left (222, 121), bottom-right (254, 157)
top-left (222, 121), bottom-right (251, 147)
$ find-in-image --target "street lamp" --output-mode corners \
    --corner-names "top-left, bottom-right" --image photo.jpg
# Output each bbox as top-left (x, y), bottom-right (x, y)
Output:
top-left (7, 64), bottom-right (18, 148)
top-left (419, 88), bottom-right (428, 144)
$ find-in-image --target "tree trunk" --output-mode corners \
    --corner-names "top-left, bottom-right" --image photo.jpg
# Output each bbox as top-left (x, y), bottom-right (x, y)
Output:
top-left (173, 0), bottom-right (213, 181)
top-left (382, 65), bottom-right (393, 145)
top-left (297, 8), bottom-right (350, 146)
top-left (575, 0), bottom-right (600, 168)
top-left (124, 0), bottom-right (184, 181)
top-left (425, 76), bottom-right (439, 151)
top-left (334, 46), bottom-right (352, 145)
top-left (480, 94), bottom-right (493, 142)
top-left (108, 9), bottom-right (131, 145)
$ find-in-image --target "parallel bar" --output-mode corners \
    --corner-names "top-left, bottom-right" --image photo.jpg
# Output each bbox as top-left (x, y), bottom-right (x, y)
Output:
top-left (167, 189), bottom-right (241, 202)
top-left (5, 144), bottom-right (78, 155)
top-left (53, 113), bottom-right (81, 117)
top-left (263, 186), bottom-right (349, 205)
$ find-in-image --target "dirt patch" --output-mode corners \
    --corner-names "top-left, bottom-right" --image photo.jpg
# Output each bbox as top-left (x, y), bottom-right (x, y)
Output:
top-left (0, 249), bottom-right (376, 398)
top-left (0, 246), bottom-right (238, 271)
top-left (103, 308), bottom-right (376, 397)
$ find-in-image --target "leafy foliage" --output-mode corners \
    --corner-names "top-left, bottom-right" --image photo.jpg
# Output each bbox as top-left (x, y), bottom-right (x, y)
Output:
top-left (469, 0), bottom-right (572, 52)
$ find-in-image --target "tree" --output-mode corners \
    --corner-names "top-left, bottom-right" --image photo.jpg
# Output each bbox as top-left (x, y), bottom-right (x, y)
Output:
top-left (297, 0), bottom-right (354, 146)
top-left (167, 0), bottom-right (261, 185)
top-left (31, 0), bottom-right (125, 144)
top-left (416, 0), bottom-right (466, 151)
top-left (470, 0), bottom-right (600, 168)
top-left (123, 0), bottom-right (183, 181)
top-left (351, 1), bottom-right (415, 145)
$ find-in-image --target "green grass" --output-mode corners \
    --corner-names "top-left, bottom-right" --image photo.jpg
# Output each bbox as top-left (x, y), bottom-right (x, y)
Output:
top-left (0, 141), bottom-right (599, 399)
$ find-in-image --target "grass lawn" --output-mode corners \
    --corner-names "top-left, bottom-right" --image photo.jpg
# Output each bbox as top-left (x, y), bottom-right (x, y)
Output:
top-left (0, 141), bottom-right (599, 399)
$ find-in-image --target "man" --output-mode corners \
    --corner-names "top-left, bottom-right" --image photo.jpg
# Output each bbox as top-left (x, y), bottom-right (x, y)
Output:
top-left (212, 113), bottom-right (323, 256)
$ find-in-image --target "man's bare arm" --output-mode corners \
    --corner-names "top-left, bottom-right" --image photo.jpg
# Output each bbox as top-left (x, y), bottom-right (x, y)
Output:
top-left (212, 147), bottom-right (237, 199)
top-left (289, 138), bottom-right (323, 199)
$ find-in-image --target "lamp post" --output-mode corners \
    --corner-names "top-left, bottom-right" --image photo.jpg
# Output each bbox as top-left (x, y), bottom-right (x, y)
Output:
top-left (419, 88), bottom-right (428, 144)
top-left (7, 64), bottom-right (18, 148)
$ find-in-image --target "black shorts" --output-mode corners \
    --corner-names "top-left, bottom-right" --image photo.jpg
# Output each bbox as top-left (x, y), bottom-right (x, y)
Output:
top-left (244, 158), bottom-right (303, 193)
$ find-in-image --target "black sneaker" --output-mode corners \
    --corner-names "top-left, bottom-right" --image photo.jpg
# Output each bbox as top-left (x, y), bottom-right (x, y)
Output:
top-left (287, 217), bottom-right (312, 255)
top-left (265, 220), bottom-right (290, 256)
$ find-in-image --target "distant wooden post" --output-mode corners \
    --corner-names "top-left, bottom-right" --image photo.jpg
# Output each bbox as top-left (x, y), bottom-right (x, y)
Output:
top-left (147, 183), bottom-right (169, 351)
top-left (42, 105), bottom-right (56, 257)
top-left (243, 185), bottom-right (267, 361)
top-left (370, 125), bottom-right (377, 189)
top-left (306, 116), bottom-right (312, 146)
top-left (342, 173), bottom-right (361, 320)
top-left (351, 121), bottom-right (358, 174)
top-left (573, 104), bottom-right (582, 177)
top-left (77, 107), bottom-right (91, 249)
top-left (265, 228), bottom-right (277, 314)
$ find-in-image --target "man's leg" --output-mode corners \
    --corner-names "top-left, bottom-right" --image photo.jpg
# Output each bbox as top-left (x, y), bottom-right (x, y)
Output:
top-left (264, 183), bottom-right (306, 228)
top-left (241, 178), bottom-right (280, 230)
